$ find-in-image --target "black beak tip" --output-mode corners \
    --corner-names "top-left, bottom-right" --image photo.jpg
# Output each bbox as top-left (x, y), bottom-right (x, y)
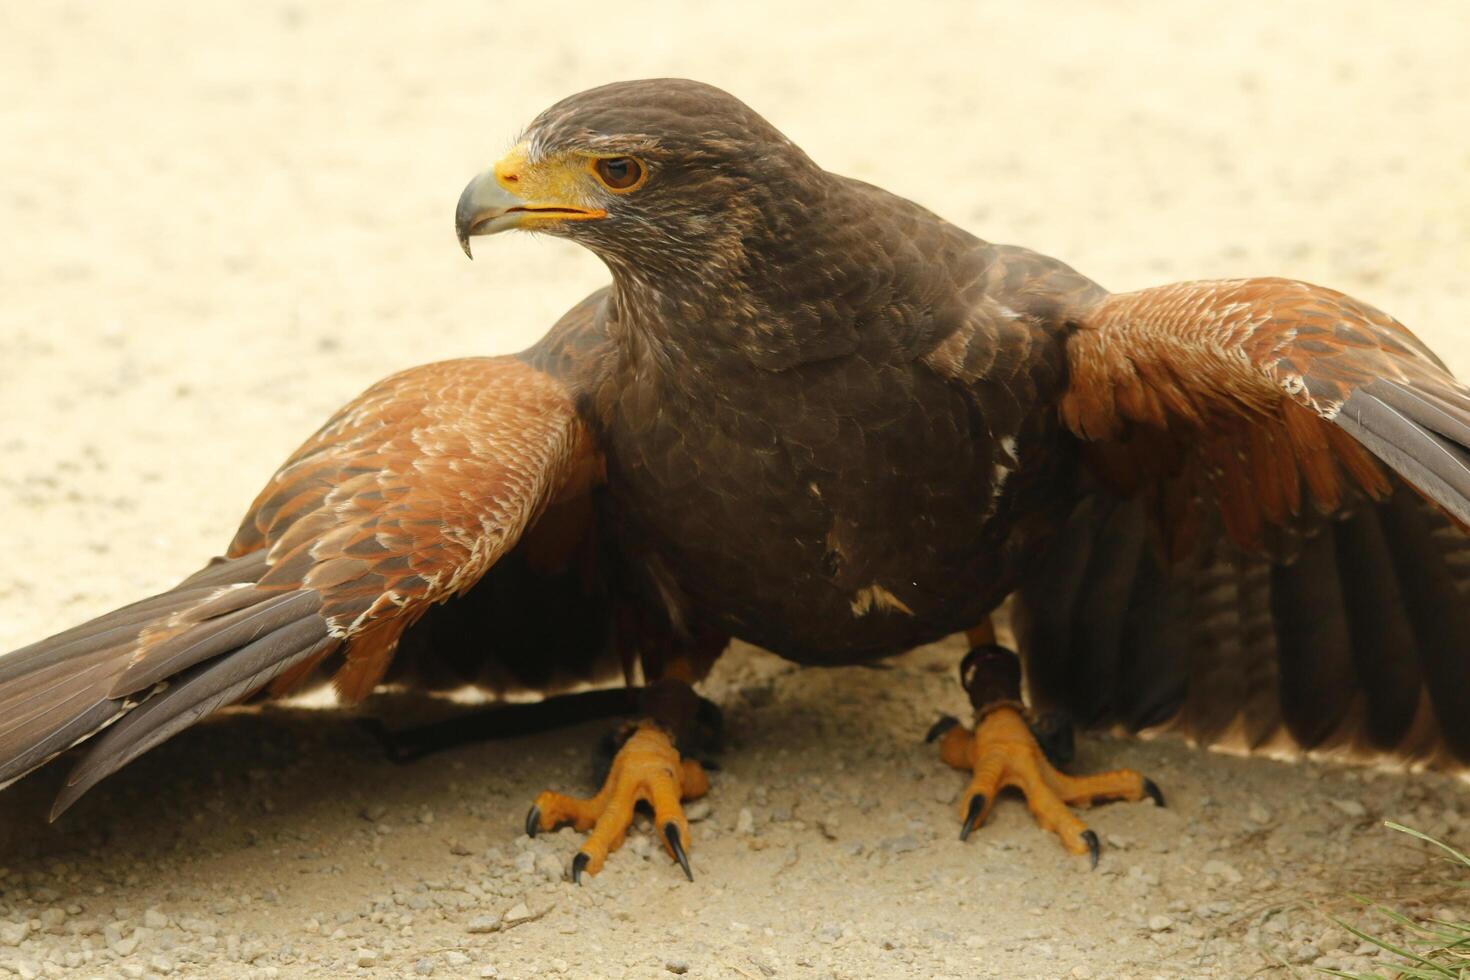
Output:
top-left (455, 177), bottom-right (482, 260)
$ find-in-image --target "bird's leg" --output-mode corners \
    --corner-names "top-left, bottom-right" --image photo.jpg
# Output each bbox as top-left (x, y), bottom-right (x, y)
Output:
top-left (526, 671), bottom-right (718, 883)
top-left (359, 688), bottom-right (638, 763)
top-left (961, 623), bottom-right (1075, 767)
top-left (928, 638), bottom-right (1163, 868)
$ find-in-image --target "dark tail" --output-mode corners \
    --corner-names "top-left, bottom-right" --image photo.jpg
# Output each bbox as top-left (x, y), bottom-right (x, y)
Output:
top-left (0, 551), bottom-right (334, 817)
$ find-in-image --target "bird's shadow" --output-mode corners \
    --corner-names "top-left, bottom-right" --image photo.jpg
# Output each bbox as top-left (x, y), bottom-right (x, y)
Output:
top-left (0, 693), bottom-right (616, 873)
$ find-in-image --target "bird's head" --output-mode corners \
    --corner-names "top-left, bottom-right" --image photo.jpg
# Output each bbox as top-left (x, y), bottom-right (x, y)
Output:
top-left (455, 79), bottom-right (820, 283)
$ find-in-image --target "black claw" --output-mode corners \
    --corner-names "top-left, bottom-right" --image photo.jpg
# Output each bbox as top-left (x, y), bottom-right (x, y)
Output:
top-left (925, 715), bottom-right (961, 744)
top-left (524, 804), bottom-right (541, 838)
top-left (571, 851), bottom-right (590, 885)
top-left (664, 823), bottom-right (694, 882)
top-left (959, 794), bottom-right (986, 842)
top-left (1142, 778), bottom-right (1165, 808)
top-left (1081, 829), bottom-right (1100, 870)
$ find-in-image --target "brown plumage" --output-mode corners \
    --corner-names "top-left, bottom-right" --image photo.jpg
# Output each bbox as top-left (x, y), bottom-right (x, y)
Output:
top-left (4, 78), bottom-right (1470, 829)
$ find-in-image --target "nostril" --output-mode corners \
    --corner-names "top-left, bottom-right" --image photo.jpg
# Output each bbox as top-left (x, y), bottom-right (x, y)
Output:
top-left (503, 173), bottom-right (519, 183)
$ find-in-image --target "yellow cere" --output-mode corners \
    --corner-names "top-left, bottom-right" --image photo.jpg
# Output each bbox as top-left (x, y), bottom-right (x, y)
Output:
top-left (491, 142), bottom-right (606, 224)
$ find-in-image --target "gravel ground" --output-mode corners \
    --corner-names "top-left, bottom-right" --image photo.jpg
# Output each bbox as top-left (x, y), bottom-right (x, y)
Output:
top-left (1, 2), bottom-right (1468, 978)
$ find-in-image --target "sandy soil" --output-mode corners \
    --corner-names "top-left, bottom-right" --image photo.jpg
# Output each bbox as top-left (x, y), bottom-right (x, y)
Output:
top-left (1, 2), bottom-right (1468, 977)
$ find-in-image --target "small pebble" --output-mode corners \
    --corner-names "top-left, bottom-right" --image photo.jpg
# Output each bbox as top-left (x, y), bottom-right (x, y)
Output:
top-left (1202, 860), bottom-right (1243, 884)
top-left (467, 915), bottom-right (500, 934)
top-left (666, 960), bottom-right (690, 975)
top-left (536, 853), bottom-right (564, 881)
top-left (735, 808), bottom-right (756, 835)
top-left (1148, 915), bottom-right (1174, 932)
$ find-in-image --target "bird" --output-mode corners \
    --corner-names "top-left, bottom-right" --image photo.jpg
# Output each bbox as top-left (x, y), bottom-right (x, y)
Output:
top-left (3, 78), bottom-right (1469, 882)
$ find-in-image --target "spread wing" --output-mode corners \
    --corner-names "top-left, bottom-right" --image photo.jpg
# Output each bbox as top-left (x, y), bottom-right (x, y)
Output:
top-left (0, 352), bottom-right (601, 814)
top-left (1018, 277), bottom-right (1470, 766)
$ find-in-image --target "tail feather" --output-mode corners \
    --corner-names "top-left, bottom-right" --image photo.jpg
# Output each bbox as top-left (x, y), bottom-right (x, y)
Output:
top-left (0, 589), bottom-right (219, 685)
top-left (111, 589), bottom-right (323, 697)
top-left (2, 654), bottom-right (117, 731)
top-left (0, 553), bottom-right (335, 804)
top-left (0, 553), bottom-right (273, 683)
top-left (175, 551), bottom-right (270, 589)
top-left (0, 657), bottom-right (139, 790)
top-left (0, 652), bottom-right (132, 789)
top-left (53, 624), bottom-right (333, 818)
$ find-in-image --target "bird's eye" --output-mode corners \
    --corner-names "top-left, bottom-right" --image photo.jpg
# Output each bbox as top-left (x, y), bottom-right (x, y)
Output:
top-left (592, 156), bottom-right (645, 192)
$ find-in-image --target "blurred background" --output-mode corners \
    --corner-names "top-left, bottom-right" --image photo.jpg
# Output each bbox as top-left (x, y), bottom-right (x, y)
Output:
top-left (0, 5), bottom-right (1467, 978)
top-left (2, 1), bottom-right (1468, 645)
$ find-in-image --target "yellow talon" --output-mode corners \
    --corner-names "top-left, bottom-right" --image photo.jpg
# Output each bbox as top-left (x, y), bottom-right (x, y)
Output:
top-left (527, 722), bottom-right (709, 881)
top-left (936, 705), bottom-right (1162, 867)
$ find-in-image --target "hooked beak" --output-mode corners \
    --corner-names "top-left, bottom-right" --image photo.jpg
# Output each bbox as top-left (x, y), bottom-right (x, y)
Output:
top-left (454, 152), bottom-right (608, 259)
top-left (455, 174), bottom-right (527, 258)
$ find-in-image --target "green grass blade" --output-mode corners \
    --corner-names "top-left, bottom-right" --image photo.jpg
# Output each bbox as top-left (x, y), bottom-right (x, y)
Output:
top-left (1383, 822), bottom-right (1470, 868)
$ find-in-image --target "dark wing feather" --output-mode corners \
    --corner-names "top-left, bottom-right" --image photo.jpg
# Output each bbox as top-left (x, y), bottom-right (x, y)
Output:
top-left (1266, 524), bottom-right (1357, 749)
top-left (1023, 276), bottom-right (1470, 766)
top-left (0, 353), bottom-right (599, 810)
top-left (1331, 501), bottom-right (1423, 750)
